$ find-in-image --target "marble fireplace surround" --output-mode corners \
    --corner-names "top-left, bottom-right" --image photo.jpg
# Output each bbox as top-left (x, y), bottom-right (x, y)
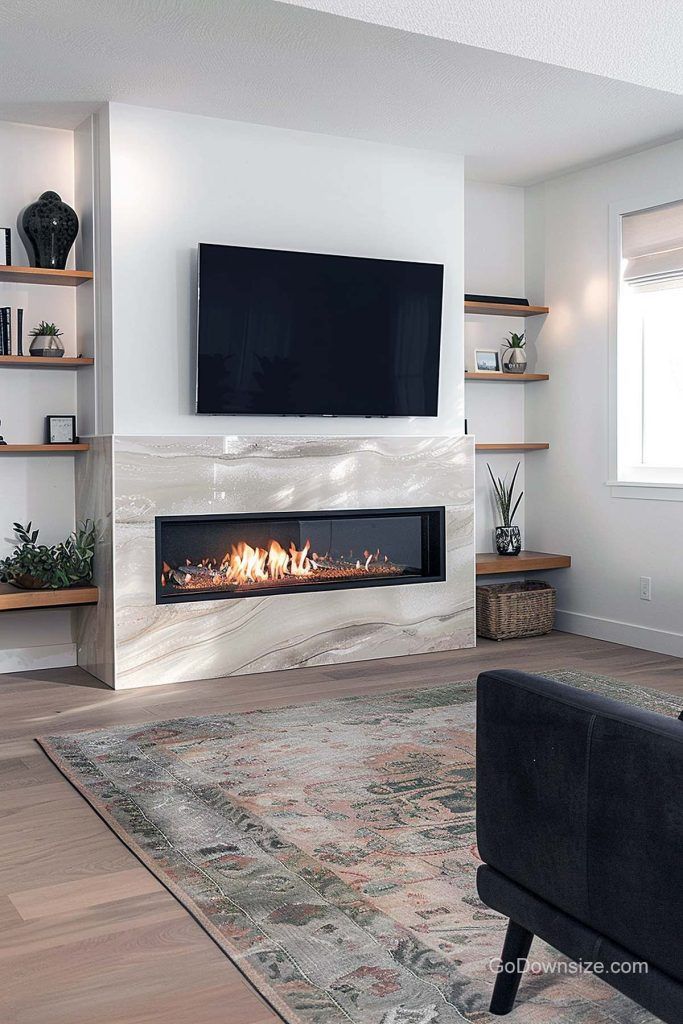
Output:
top-left (78, 435), bottom-right (475, 689)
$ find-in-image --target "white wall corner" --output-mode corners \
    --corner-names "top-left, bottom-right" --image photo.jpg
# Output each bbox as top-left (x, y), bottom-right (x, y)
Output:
top-left (523, 183), bottom-right (546, 306)
top-left (92, 103), bottom-right (115, 437)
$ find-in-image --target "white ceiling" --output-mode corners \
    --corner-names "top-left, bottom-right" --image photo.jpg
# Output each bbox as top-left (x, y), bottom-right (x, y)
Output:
top-left (279, 0), bottom-right (683, 94)
top-left (0, 0), bottom-right (682, 184)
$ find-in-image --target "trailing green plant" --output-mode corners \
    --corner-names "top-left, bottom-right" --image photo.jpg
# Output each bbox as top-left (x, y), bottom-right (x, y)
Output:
top-left (0, 520), bottom-right (96, 590)
top-left (503, 331), bottom-right (525, 348)
top-left (487, 462), bottom-right (523, 527)
top-left (29, 321), bottom-right (63, 338)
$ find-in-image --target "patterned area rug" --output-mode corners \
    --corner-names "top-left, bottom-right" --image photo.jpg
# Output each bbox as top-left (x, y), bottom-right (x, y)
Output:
top-left (38, 670), bottom-right (680, 1024)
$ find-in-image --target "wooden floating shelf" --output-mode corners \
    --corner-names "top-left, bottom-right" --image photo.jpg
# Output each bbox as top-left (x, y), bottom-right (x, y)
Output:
top-left (465, 300), bottom-right (549, 317)
top-left (0, 265), bottom-right (93, 286)
top-left (0, 355), bottom-right (94, 369)
top-left (475, 443), bottom-right (549, 452)
top-left (477, 551), bottom-right (572, 575)
top-left (0, 582), bottom-right (98, 612)
top-left (465, 371), bottom-right (549, 382)
top-left (0, 444), bottom-right (89, 454)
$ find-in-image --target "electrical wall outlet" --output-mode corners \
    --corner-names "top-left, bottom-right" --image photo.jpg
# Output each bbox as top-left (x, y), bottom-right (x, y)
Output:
top-left (640, 576), bottom-right (652, 601)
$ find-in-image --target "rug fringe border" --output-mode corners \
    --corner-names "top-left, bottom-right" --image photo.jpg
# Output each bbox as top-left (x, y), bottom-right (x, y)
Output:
top-left (35, 734), bottom-right (305, 1024)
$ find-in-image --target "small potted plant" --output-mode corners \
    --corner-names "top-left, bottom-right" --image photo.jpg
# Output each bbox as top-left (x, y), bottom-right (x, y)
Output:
top-left (488, 462), bottom-right (523, 555)
top-left (29, 321), bottom-right (65, 358)
top-left (0, 521), bottom-right (95, 589)
top-left (502, 331), bottom-right (527, 374)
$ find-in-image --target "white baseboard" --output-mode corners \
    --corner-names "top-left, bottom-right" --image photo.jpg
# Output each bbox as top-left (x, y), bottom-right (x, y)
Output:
top-left (555, 609), bottom-right (683, 659)
top-left (0, 643), bottom-right (77, 674)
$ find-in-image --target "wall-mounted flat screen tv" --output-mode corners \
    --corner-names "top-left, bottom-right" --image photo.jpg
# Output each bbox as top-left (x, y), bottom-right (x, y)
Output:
top-left (196, 243), bottom-right (443, 416)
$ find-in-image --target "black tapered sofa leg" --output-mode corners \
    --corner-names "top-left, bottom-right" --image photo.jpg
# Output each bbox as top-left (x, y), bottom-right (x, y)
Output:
top-left (490, 918), bottom-right (534, 1015)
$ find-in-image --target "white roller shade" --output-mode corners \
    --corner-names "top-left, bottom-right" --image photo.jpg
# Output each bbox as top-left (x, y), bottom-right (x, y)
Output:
top-left (622, 199), bottom-right (683, 283)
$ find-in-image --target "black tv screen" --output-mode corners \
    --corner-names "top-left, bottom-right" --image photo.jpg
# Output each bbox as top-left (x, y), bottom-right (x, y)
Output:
top-left (196, 244), bottom-right (443, 416)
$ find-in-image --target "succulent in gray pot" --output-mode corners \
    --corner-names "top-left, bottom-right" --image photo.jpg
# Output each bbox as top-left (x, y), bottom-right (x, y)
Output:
top-left (502, 331), bottom-right (527, 374)
top-left (488, 462), bottom-right (523, 555)
top-left (29, 321), bottom-right (65, 358)
top-left (0, 521), bottom-right (96, 590)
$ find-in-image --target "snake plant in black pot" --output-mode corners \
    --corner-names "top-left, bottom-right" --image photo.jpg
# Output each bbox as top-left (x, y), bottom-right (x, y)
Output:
top-left (487, 462), bottom-right (523, 555)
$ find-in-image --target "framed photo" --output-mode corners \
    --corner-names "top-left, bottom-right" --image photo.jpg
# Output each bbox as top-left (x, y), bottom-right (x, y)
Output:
top-left (46, 415), bottom-right (77, 445)
top-left (474, 349), bottom-right (501, 373)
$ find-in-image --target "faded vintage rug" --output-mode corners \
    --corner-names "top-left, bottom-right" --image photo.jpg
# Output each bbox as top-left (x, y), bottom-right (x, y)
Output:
top-left (38, 670), bottom-right (680, 1024)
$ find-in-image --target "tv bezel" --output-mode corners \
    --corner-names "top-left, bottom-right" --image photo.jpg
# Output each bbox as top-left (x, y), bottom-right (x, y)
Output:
top-left (194, 242), bottom-right (444, 418)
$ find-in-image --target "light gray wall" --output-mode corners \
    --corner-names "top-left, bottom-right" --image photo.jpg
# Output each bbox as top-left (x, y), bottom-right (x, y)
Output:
top-left (464, 181), bottom-right (531, 553)
top-left (525, 139), bottom-right (683, 656)
top-left (0, 122), bottom-right (80, 671)
top-left (106, 103), bottom-right (465, 438)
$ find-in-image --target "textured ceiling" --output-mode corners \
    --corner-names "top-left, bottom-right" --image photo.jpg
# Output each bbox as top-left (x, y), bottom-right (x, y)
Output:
top-left (0, 0), bottom-right (682, 184)
top-left (279, 0), bottom-right (683, 94)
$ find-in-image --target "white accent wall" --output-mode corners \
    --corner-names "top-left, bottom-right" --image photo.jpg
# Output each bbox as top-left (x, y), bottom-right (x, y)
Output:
top-left (105, 103), bottom-right (464, 438)
top-left (525, 139), bottom-right (683, 657)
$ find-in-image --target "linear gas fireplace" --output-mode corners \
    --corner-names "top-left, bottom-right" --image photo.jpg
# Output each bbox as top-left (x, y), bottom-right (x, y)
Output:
top-left (156, 507), bottom-right (445, 603)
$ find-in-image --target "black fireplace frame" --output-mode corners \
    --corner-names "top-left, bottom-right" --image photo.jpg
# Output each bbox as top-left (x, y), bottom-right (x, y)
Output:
top-left (155, 506), bottom-right (446, 604)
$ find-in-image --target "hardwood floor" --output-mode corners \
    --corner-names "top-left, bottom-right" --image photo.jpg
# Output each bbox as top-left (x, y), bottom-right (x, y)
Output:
top-left (1, 632), bottom-right (681, 1024)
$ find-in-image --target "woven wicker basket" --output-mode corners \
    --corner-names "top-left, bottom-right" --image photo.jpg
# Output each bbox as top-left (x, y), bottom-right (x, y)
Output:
top-left (476, 580), bottom-right (556, 641)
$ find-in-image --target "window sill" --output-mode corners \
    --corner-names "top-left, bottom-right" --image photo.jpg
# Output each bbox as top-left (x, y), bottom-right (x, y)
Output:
top-left (607, 481), bottom-right (683, 502)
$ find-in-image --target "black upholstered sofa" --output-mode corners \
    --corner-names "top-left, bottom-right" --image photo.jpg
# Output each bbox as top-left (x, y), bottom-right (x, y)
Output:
top-left (476, 669), bottom-right (683, 1022)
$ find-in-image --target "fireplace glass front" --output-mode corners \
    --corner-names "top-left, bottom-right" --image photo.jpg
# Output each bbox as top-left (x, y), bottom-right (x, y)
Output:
top-left (156, 507), bottom-right (445, 603)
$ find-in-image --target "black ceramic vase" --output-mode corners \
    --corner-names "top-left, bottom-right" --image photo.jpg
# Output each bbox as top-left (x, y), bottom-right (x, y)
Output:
top-left (495, 526), bottom-right (522, 555)
top-left (22, 191), bottom-right (78, 269)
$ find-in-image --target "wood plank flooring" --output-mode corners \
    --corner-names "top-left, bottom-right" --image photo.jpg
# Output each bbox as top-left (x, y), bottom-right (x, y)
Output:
top-left (1, 632), bottom-right (681, 1024)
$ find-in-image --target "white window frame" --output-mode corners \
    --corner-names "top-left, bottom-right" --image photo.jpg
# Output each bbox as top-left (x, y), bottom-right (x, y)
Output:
top-left (608, 190), bottom-right (683, 502)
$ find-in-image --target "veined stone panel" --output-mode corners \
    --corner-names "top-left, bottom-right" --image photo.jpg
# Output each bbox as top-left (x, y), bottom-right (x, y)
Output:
top-left (112, 435), bottom-right (474, 688)
top-left (75, 436), bottom-right (115, 687)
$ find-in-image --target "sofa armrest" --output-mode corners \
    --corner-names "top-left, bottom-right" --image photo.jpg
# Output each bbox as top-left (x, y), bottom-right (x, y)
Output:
top-left (475, 669), bottom-right (683, 983)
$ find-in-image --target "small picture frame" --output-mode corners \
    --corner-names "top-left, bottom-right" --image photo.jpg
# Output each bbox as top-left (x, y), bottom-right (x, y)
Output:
top-left (474, 349), bottom-right (501, 373)
top-left (46, 415), bottom-right (77, 445)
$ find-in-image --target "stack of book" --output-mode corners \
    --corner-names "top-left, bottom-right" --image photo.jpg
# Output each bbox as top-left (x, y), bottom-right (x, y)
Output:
top-left (0, 307), bottom-right (10, 354)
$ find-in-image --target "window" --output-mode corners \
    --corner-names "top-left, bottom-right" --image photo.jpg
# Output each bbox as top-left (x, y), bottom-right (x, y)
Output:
top-left (613, 198), bottom-right (683, 492)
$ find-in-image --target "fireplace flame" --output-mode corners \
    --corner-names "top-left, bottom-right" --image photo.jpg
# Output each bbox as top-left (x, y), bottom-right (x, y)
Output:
top-left (268, 540), bottom-right (289, 580)
top-left (289, 539), bottom-right (311, 576)
top-left (218, 538), bottom-right (316, 585)
top-left (223, 542), bottom-right (268, 583)
top-left (163, 537), bottom-right (402, 592)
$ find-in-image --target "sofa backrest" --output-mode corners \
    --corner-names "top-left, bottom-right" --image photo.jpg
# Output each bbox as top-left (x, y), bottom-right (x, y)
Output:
top-left (476, 669), bottom-right (683, 983)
